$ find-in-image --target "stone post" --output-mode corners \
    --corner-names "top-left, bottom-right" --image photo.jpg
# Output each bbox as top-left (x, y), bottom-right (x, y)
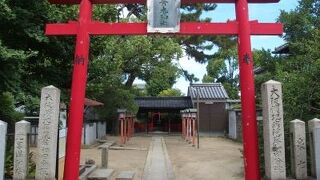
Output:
top-left (0, 120), bottom-right (7, 180)
top-left (101, 147), bottom-right (108, 168)
top-left (308, 118), bottom-right (320, 177)
top-left (228, 110), bottom-right (237, 139)
top-left (13, 120), bottom-right (31, 180)
top-left (314, 127), bottom-right (320, 179)
top-left (289, 119), bottom-right (307, 179)
top-left (261, 80), bottom-right (286, 179)
top-left (35, 86), bottom-right (61, 179)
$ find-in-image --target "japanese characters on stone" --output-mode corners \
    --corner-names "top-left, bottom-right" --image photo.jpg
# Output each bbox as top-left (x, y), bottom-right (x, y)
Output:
top-left (147, 0), bottom-right (181, 33)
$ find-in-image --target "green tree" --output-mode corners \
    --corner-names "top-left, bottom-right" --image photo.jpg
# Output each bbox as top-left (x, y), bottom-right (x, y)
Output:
top-left (202, 37), bottom-right (239, 99)
top-left (158, 88), bottom-right (183, 97)
top-left (0, 92), bottom-right (23, 132)
top-left (146, 62), bottom-right (180, 96)
top-left (255, 0), bottom-right (320, 121)
top-left (96, 84), bottom-right (138, 134)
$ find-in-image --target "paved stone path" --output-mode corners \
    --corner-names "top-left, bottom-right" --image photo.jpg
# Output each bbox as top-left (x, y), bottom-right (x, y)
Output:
top-left (142, 136), bottom-right (175, 180)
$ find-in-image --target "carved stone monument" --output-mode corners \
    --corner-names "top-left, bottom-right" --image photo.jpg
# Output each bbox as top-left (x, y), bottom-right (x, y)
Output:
top-left (0, 120), bottom-right (7, 180)
top-left (314, 127), bottom-right (320, 179)
top-left (13, 120), bottom-right (31, 180)
top-left (261, 80), bottom-right (286, 179)
top-left (289, 119), bottom-right (307, 179)
top-left (308, 118), bottom-right (320, 177)
top-left (35, 85), bottom-right (61, 179)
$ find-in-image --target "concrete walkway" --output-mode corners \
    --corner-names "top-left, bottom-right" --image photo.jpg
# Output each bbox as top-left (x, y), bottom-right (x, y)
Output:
top-left (142, 136), bottom-right (175, 180)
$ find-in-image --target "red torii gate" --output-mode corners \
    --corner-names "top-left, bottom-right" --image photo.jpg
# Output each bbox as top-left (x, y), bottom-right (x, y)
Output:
top-left (45, 0), bottom-right (282, 179)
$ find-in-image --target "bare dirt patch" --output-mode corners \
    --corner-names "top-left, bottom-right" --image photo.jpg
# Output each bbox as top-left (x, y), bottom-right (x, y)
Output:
top-left (58, 135), bottom-right (243, 180)
top-left (165, 136), bottom-right (244, 180)
top-left (58, 135), bottom-right (151, 180)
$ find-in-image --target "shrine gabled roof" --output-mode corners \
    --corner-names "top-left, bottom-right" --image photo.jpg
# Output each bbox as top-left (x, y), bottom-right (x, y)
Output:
top-left (85, 98), bottom-right (104, 106)
top-left (135, 96), bottom-right (193, 110)
top-left (188, 83), bottom-right (229, 100)
top-left (272, 43), bottom-right (290, 54)
top-left (48, 0), bottom-right (280, 4)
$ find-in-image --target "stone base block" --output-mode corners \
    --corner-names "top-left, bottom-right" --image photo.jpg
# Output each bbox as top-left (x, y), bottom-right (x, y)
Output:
top-left (79, 165), bottom-right (97, 180)
top-left (116, 171), bottom-right (135, 180)
top-left (88, 169), bottom-right (114, 180)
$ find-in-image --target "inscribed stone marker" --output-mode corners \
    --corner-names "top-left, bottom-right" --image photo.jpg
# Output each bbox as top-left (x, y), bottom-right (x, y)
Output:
top-left (261, 80), bottom-right (286, 179)
top-left (314, 127), bottom-right (320, 180)
top-left (13, 120), bottom-right (31, 180)
top-left (308, 118), bottom-right (320, 177)
top-left (35, 85), bottom-right (61, 179)
top-left (0, 120), bottom-right (7, 180)
top-left (101, 147), bottom-right (108, 168)
top-left (289, 119), bottom-right (307, 179)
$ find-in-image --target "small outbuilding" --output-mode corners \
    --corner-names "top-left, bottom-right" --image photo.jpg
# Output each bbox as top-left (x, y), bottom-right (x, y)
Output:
top-left (188, 83), bottom-right (229, 135)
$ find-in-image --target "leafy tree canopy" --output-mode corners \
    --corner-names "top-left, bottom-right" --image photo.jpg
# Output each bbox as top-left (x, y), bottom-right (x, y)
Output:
top-left (158, 88), bottom-right (183, 97)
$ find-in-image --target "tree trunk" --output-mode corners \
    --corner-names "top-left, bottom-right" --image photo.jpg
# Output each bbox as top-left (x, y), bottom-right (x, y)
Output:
top-left (125, 74), bottom-right (136, 87)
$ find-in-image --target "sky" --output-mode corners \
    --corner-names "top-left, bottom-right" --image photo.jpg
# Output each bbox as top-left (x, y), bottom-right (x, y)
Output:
top-left (135, 0), bottom-right (300, 95)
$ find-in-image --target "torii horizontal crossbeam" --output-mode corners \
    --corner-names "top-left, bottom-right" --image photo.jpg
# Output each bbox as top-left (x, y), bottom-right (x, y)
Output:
top-left (49, 0), bottom-right (279, 4)
top-left (46, 21), bottom-right (283, 36)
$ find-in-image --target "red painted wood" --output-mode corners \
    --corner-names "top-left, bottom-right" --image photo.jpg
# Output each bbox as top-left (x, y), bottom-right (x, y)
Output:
top-left (63, 0), bottom-right (92, 179)
top-left (46, 22), bottom-right (283, 35)
top-left (236, 0), bottom-right (260, 179)
top-left (49, 0), bottom-right (279, 4)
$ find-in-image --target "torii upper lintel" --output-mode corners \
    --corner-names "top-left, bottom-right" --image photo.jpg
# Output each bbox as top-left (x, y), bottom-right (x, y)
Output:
top-left (46, 21), bottom-right (283, 36)
top-left (48, 0), bottom-right (279, 4)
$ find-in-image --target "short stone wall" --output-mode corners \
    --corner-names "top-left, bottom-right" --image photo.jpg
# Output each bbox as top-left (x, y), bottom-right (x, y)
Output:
top-left (82, 121), bottom-right (107, 145)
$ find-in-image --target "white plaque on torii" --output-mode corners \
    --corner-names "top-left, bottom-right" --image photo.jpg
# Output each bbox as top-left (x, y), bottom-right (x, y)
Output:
top-left (147, 0), bottom-right (181, 33)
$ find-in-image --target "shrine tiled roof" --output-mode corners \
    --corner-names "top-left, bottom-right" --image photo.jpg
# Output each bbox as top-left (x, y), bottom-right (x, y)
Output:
top-left (85, 98), bottom-right (104, 106)
top-left (188, 83), bottom-right (229, 100)
top-left (135, 96), bottom-right (193, 110)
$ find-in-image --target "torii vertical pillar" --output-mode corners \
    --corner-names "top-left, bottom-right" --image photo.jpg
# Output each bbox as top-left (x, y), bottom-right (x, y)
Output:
top-left (236, 0), bottom-right (260, 179)
top-left (64, 0), bottom-right (92, 179)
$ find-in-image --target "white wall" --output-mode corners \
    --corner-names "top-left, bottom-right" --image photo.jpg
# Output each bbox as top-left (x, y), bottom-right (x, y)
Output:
top-left (82, 123), bottom-right (97, 145)
top-left (96, 121), bottom-right (106, 139)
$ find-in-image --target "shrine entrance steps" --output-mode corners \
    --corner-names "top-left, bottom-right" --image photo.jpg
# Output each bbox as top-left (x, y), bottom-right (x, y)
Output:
top-left (142, 136), bottom-right (175, 180)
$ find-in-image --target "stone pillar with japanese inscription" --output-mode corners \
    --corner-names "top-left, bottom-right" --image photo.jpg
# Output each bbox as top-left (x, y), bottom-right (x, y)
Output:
top-left (313, 127), bottom-right (320, 180)
top-left (0, 120), bottom-right (7, 180)
top-left (261, 80), bottom-right (286, 179)
top-left (315, 127), bottom-right (320, 179)
top-left (289, 119), bottom-right (307, 179)
top-left (308, 118), bottom-right (320, 177)
top-left (13, 120), bottom-right (31, 180)
top-left (35, 86), bottom-right (61, 179)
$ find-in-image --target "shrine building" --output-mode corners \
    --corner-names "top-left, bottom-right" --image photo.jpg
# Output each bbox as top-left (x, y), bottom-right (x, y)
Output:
top-left (134, 83), bottom-right (229, 135)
